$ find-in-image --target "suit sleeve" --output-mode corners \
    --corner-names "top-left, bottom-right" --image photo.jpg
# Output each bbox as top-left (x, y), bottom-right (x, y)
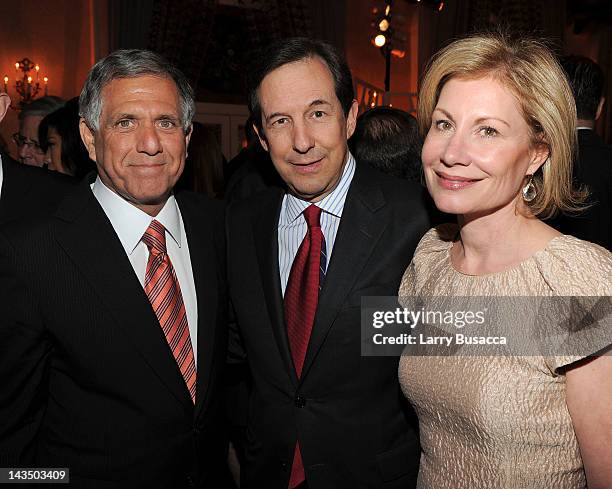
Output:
top-left (225, 204), bottom-right (248, 366)
top-left (0, 232), bottom-right (50, 465)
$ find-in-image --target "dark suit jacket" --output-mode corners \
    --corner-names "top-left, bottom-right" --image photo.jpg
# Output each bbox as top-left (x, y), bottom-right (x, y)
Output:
top-left (227, 162), bottom-right (430, 489)
top-left (0, 153), bottom-right (75, 225)
top-left (557, 129), bottom-right (612, 251)
top-left (0, 178), bottom-right (229, 489)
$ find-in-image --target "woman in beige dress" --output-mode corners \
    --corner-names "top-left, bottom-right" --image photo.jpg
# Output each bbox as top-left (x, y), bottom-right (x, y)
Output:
top-left (398, 32), bottom-right (612, 488)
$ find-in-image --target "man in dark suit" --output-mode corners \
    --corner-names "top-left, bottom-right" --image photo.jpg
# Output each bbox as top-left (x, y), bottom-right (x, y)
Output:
top-left (557, 55), bottom-right (611, 250)
top-left (0, 50), bottom-right (229, 488)
top-left (0, 91), bottom-right (74, 224)
top-left (227, 38), bottom-right (429, 489)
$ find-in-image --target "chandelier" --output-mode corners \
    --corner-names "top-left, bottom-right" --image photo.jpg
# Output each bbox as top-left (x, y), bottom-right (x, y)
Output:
top-left (3, 57), bottom-right (49, 109)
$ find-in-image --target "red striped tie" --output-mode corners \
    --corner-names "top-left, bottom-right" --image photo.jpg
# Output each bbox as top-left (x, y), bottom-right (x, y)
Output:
top-left (284, 204), bottom-right (325, 489)
top-left (142, 219), bottom-right (196, 403)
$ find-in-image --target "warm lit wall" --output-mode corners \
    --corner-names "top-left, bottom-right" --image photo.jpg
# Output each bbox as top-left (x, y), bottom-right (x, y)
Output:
top-left (0, 0), bottom-right (100, 159)
top-left (345, 0), bottom-right (420, 112)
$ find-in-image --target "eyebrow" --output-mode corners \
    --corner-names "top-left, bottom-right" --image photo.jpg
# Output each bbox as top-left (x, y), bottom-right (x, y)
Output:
top-left (433, 107), bottom-right (510, 128)
top-left (111, 113), bottom-right (137, 121)
top-left (155, 114), bottom-right (180, 121)
top-left (265, 99), bottom-right (333, 123)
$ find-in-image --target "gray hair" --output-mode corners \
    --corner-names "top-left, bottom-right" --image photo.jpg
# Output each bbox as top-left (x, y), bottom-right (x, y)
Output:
top-left (79, 49), bottom-right (195, 133)
top-left (19, 95), bottom-right (65, 120)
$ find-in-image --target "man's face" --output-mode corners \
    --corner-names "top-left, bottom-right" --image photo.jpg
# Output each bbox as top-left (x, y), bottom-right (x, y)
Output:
top-left (80, 75), bottom-right (191, 216)
top-left (255, 57), bottom-right (357, 202)
top-left (18, 115), bottom-right (46, 166)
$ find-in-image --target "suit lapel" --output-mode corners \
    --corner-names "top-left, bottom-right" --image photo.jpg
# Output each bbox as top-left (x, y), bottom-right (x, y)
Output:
top-left (301, 165), bottom-right (389, 380)
top-left (252, 189), bottom-right (298, 385)
top-left (53, 181), bottom-right (192, 407)
top-left (177, 194), bottom-right (219, 419)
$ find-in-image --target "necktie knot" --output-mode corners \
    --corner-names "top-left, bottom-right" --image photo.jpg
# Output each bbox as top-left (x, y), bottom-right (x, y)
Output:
top-left (303, 204), bottom-right (322, 229)
top-left (142, 219), bottom-right (167, 254)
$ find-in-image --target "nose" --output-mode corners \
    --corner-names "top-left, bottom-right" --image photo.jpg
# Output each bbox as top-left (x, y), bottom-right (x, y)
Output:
top-left (18, 143), bottom-right (30, 162)
top-left (291, 120), bottom-right (314, 154)
top-left (440, 131), bottom-right (470, 167)
top-left (136, 123), bottom-right (163, 156)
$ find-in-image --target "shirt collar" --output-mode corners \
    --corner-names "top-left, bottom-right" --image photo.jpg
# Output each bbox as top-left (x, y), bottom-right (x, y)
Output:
top-left (283, 151), bottom-right (356, 223)
top-left (91, 176), bottom-right (182, 255)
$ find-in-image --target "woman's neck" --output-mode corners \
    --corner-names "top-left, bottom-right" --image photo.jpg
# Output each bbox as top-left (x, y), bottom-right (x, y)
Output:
top-left (452, 201), bottom-right (559, 275)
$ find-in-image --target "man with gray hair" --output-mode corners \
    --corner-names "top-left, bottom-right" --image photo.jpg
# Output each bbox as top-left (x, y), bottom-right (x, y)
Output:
top-left (0, 49), bottom-right (229, 488)
top-left (14, 95), bottom-right (64, 166)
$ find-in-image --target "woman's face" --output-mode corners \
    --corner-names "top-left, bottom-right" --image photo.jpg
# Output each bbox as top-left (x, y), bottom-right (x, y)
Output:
top-left (45, 127), bottom-right (67, 174)
top-left (421, 76), bottom-right (547, 218)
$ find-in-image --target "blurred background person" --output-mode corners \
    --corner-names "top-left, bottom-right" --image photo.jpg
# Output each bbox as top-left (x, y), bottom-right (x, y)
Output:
top-left (13, 95), bottom-right (64, 167)
top-left (175, 121), bottom-right (225, 198)
top-left (224, 116), bottom-right (284, 204)
top-left (349, 105), bottom-right (451, 225)
top-left (0, 91), bottom-right (74, 225)
top-left (556, 55), bottom-right (611, 250)
top-left (38, 97), bottom-right (95, 179)
top-left (349, 106), bottom-right (422, 181)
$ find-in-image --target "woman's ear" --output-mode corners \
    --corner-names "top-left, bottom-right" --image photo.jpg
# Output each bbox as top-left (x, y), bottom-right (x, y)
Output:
top-left (527, 141), bottom-right (550, 176)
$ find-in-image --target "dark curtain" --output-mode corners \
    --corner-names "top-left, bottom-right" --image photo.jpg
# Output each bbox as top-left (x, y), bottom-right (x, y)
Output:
top-left (109, 0), bottom-right (156, 51)
top-left (148, 0), bottom-right (218, 88)
top-left (418, 0), bottom-right (567, 79)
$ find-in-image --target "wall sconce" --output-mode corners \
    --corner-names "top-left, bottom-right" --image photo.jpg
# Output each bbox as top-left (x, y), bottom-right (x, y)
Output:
top-left (3, 57), bottom-right (49, 109)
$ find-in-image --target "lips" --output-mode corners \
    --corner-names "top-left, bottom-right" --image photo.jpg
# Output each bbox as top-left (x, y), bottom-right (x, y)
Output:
top-left (289, 157), bottom-right (324, 173)
top-left (289, 157), bottom-right (323, 166)
top-left (435, 171), bottom-right (482, 190)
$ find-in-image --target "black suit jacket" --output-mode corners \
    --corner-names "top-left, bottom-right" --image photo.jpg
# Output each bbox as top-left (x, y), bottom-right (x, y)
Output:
top-left (227, 162), bottom-right (430, 489)
top-left (0, 153), bottom-right (75, 225)
top-left (0, 179), bottom-right (229, 488)
top-left (557, 129), bottom-right (612, 250)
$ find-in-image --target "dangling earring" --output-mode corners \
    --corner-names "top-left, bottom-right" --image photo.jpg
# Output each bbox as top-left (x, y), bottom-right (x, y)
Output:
top-left (522, 175), bottom-right (537, 202)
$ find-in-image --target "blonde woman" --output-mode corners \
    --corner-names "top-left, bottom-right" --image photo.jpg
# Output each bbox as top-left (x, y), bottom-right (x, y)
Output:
top-left (399, 32), bottom-right (612, 488)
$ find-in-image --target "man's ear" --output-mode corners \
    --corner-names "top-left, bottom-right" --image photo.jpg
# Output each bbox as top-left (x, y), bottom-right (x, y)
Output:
top-left (527, 141), bottom-right (550, 175)
top-left (595, 96), bottom-right (605, 121)
top-left (345, 99), bottom-right (359, 139)
top-left (184, 124), bottom-right (193, 158)
top-left (79, 118), bottom-right (97, 162)
top-left (253, 122), bottom-right (269, 152)
top-left (0, 93), bottom-right (11, 123)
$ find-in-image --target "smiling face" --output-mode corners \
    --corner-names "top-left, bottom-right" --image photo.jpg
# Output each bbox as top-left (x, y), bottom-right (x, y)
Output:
top-left (80, 75), bottom-right (190, 216)
top-left (421, 76), bottom-right (548, 218)
top-left (254, 57), bottom-right (357, 202)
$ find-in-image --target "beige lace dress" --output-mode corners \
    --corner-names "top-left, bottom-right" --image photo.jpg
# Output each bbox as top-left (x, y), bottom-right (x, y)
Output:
top-left (398, 224), bottom-right (612, 489)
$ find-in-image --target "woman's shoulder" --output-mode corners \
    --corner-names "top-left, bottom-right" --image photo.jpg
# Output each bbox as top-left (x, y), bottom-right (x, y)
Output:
top-left (535, 234), bottom-right (612, 295)
top-left (399, 224), bottom-right (457, 296)
top-left (413, 223), bottom-right (457, 259)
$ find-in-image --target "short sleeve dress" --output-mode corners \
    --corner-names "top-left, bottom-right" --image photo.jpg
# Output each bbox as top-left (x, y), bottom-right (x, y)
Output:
top-left (398, 224), bottom-right (612, 489)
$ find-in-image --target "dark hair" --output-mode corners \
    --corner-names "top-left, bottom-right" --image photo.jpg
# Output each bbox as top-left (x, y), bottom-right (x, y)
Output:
top-left (349, 107), bottom-right (422, 181)
top-left (79, 49), bottom-right (194, 133)
top-left (19, 95), bottom-right (64, 120)
top-left (39, 97), bottom-right (96, 178)
top-left (560, 55), bottom-right (605, 120)
top-left (246, 37), bottom-right (354, 129)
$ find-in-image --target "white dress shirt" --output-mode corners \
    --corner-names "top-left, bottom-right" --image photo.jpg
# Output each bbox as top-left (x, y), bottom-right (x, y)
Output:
top-left (278, 152), bottom-right (356, 295)
top-left (92, 176), bottom-right (198, 365)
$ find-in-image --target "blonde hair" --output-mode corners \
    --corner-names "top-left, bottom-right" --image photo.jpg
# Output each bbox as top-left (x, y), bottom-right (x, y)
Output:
top-left (418, 32), bottom-right (586, 219)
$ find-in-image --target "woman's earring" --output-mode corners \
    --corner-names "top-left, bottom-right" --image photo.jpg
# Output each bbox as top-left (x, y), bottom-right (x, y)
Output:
top-left (522, 175), bottom-right (537, 202)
